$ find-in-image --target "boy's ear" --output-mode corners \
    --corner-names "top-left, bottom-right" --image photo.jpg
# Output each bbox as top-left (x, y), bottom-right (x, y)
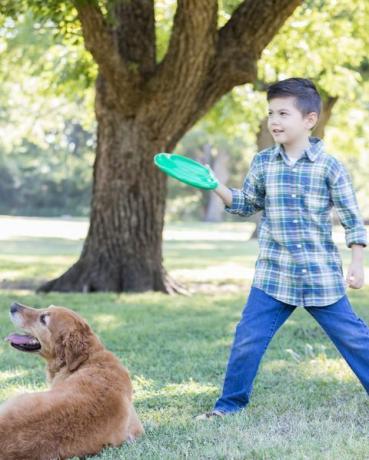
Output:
top-left (306, 111), bottom-right (319, 130)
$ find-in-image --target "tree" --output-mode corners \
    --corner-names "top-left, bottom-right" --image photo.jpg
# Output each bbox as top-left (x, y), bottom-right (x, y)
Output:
top-left (0, 0), bottom-right (302, 293)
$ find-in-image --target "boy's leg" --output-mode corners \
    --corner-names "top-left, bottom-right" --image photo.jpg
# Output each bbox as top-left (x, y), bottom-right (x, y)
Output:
top-left (213, 287), bottom-right (296, 414)
top-left (305, 295), bottom-right (369, 395)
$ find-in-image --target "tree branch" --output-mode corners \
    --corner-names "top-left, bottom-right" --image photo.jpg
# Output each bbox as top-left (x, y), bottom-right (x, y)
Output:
top-left (149, 0), bottom-right (218, 95)
top-left (162, 0), bottom-right (303, 147)
top-left (219, 0), bottom-right (303, 60)
top-left (72, 0), bottom-right (140, 104)
top-left (145, 0), bottom-right (218, 139)
top-left (207, 0), bottom-right (303, 103)
top-left (110, 0), bottom-right (156, 77)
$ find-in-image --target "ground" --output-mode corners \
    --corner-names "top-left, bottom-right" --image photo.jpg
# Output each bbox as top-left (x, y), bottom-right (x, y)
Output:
top-left (0, 216), bottom-right (368, 459)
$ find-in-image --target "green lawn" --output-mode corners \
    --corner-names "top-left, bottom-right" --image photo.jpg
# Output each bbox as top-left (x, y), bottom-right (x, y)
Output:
top-left (0, 218), bottom-right (369, 459)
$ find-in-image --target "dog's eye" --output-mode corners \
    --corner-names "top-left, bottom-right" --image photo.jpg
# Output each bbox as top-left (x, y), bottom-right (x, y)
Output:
top-left (40, 314), bottom-right (48, 325)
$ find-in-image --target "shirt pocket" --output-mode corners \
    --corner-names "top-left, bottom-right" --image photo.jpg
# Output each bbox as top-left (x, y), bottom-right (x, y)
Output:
top-left (303, 184), bottom-right (330, 214)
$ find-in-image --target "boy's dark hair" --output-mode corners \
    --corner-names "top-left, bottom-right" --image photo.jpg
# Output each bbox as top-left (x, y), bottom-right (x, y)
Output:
top-left (267, 78), bottom-right (321, 116)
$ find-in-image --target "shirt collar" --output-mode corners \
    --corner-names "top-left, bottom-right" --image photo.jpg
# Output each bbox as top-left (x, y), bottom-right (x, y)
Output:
top-left (271, 136), bottom-right (324, 162)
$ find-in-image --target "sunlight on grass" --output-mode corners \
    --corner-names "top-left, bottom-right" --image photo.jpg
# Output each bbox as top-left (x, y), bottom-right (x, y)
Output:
top-left (171, 262), bottom-right (255, 281)
top-left (0, 217), bottom-right (368, 289)
top-left (0, 368), bottom-right (29, 382)
top-left (301, 356), bottom-right (357, 383)
top-left (263, 360), bottom-right (290, 372)
top-left (0, 216), bottom-right (88, 240)
top-left (92, 313), bottom-right (126, 329)
top-left (0, 378), bottom-right (47, 400)
top-left (134, 377), bottom-right (218, 402)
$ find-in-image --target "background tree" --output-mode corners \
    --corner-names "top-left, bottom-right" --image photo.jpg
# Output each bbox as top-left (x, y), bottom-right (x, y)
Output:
top-left (0, 12), bottom-right (95, 216)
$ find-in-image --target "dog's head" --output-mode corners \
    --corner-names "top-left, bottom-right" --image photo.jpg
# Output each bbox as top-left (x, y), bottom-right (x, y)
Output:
top-left (6, 302), bottom-right (96, 372)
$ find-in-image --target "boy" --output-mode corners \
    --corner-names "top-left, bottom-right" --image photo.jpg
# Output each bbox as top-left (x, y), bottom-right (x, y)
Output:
top-left (196, 78), bottom-right (368, 419)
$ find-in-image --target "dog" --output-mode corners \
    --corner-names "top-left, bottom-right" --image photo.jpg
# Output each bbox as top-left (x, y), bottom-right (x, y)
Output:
top-left (0, 302), bottom-right (144, 460)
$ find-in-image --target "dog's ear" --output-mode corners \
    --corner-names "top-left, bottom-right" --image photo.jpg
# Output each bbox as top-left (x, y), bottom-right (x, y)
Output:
top-left (55, 324), bottom-right (90, 372)
top-left (65, 327), bottom-right (90, 372)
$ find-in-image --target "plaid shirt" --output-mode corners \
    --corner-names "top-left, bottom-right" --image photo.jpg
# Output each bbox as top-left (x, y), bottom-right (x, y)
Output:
top-left (225, 137), bottom-right (367, 307)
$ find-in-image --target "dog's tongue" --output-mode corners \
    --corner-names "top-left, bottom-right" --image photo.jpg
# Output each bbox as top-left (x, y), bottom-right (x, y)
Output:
top-left (5, 333), bottom-right (36, 345)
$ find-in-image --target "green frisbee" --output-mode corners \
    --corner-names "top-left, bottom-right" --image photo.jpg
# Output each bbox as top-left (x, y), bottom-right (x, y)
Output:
top-left (154, 153), bottom-right (219, 190)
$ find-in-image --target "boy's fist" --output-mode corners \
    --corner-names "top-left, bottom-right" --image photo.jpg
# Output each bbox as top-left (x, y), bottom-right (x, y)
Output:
top-left (346, 262), bottom-right (364, 289)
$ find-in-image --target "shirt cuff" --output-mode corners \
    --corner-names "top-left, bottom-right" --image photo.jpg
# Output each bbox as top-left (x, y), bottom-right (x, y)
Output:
top-left (224, 188), bottom-right (247, 215)
top-left (346, 227), bottom-right (367, 248)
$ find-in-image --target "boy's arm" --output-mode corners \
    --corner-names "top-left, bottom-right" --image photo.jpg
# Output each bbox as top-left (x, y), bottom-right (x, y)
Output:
top-left (329, 161), bottom-right (367, 248)
top-left (347, 244), bottom-right (365, 289)
top-left (213, 182), bottom-right (233, 207)
top-left (208, 154), bottom-right (265, 217)
top-left (329, 162), bottom-right (367, 288)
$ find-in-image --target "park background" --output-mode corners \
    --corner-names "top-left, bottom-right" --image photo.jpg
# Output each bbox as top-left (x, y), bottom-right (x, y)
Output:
top-left (0, 1), bottom-right (369, 458)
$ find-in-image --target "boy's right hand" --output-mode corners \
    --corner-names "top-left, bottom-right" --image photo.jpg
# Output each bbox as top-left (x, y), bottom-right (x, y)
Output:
top-left (205, 164), bottom-right (218, 183)
top-left (204, 165), bottom-right (232, 206)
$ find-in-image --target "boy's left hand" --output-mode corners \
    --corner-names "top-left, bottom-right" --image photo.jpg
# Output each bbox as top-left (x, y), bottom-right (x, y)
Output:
top-left (346, 262), bottom-right (365, 289)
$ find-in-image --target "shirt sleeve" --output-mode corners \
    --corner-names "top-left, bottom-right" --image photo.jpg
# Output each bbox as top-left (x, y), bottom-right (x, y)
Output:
top-left (329, 161), bottom-right (367, 248)
top-left (225, 153), bottom-right (265, 217)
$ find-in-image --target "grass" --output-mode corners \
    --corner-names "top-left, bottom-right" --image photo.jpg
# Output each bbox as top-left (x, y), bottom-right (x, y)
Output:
top-left (0, 217), bottom-right (369, 459)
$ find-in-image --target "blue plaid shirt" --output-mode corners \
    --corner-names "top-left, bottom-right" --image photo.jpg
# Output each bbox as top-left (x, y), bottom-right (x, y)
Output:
top-left (225, 137), bottom-right (367, 307)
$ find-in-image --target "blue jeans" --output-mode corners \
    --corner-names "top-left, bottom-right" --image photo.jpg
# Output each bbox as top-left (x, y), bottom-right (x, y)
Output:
top-left (214, 287), bottom-right (369, 413)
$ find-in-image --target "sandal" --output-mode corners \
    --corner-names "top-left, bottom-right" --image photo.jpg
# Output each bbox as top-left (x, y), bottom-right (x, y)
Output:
top-left (194, 410), bottom-right (225, 420)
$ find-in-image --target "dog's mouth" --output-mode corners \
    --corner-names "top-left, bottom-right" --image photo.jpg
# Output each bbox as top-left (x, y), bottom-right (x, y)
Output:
top-left (5, 333), bottom-right (41, 352)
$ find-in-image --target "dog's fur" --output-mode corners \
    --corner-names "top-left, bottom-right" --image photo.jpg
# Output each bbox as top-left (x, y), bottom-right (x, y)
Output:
top-left (0, 303), bottom-right (144, 460)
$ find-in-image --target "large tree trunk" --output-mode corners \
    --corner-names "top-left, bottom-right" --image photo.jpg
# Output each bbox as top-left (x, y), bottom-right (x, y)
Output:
top-left (39, 0), bottom-right (302, 293)
top-left (40, 78), bottom-right (187, 294)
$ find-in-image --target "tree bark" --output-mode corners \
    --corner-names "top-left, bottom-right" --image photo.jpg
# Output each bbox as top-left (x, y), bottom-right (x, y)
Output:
top-left (39, 77), bottom-right (188, 294)
top-left (39, 0), bottom-right (302, 293)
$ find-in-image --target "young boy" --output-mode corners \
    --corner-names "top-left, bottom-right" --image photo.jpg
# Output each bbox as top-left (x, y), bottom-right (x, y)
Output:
top-left (196, 77), bottom-right (368, 419)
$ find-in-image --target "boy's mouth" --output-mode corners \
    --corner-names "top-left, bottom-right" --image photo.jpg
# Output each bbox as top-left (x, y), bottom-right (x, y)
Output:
top-left (272, 129), bottom-right (284, 134)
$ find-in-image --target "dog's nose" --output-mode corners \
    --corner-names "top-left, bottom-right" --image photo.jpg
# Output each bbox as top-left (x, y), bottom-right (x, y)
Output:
top-left (10, 303), bottom-right (25, 314)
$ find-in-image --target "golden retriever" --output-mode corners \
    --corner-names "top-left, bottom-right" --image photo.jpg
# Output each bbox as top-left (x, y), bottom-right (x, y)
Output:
top-left (0, 302), bottom-right (144, 460)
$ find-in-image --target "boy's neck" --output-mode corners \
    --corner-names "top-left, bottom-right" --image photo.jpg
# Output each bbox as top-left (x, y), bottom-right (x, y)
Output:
top-left (282, 137), bottom-right (311, 159)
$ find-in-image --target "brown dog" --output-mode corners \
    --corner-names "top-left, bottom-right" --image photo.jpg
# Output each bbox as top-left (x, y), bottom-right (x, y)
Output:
top-left (0, 302), bottom-right (144, 460)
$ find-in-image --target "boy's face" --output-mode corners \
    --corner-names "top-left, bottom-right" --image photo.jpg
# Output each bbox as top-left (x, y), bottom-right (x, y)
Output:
top-left (267, 96), bottom-right (318, 147)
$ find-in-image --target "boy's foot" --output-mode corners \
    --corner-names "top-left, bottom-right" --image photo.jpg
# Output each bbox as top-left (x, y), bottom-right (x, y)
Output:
top-left (194, 410), bottom-right (226, 420)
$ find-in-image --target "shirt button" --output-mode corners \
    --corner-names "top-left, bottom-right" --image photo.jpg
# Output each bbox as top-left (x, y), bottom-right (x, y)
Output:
top-left (293, 219), bottom-right (298, 223)
top-left (297, 244), bottom-right (302, 248)
top-left (302, 269), bottom-right (307, 273)
top-left (292, 168), bottom-right (297, 172)
top-left (291, 194), bottom-right (296, 198)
